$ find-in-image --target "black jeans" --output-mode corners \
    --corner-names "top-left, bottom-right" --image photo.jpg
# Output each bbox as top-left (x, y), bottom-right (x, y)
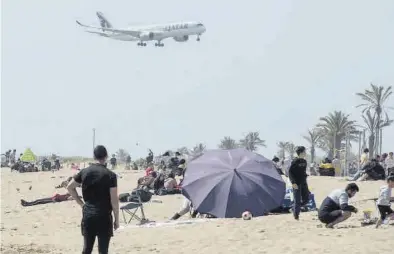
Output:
top-left (81, 211), bottom-right (113, 254)
top-left (293, 182), bottom-right (310, 217)
top-left (83, 234), bottom-right (111, 254)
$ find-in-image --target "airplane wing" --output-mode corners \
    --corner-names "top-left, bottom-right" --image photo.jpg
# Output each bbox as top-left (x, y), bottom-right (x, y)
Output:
top-left (85, 31), bottom-right (110, 37)
top-left (76, 20), bottom-right (142, 38)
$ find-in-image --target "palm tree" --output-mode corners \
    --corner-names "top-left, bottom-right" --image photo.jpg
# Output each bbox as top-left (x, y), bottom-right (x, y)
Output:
top-left (191, 143), bottom-right (206, 155)
top-left (356, 84), bottom-right (393, 155)
top-left (316, 111), bottom-right (357, 159)
top-left (177, 147), bottom-right (190, 155)
top-left (239, 132), bottom-right (266, 151)
top-left (277, 142), bottom-right (288, 159)
top-left (302, 129), bottom-right (321, 163)
top-left (361, 110), bottom-right (393, 157)
top-left (218, 136), bottom-right (238, 150)
top-left (284, 142), bottom-right (296, 159)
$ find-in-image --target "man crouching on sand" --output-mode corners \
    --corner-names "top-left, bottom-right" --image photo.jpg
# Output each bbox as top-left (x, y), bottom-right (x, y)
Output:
top-left (318, 183), bottom-right (359, 228)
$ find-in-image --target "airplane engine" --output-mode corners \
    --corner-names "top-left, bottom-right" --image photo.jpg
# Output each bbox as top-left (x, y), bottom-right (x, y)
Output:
top-left (139, 32), bottom-right (155, 40)
top-left (173, 35), bottom-right (189, 42)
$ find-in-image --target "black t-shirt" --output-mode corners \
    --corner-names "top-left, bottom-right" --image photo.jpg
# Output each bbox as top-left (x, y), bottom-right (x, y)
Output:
top-left (110, 157), bottom-right (117, 165)
top-left (288, 157), bottom-right (308, 184)
top-left (74, 163), bottom-right (117, 216)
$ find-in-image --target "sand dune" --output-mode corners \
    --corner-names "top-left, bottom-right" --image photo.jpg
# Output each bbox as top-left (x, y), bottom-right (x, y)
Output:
top-left (1, 168), bottom-right (393, 253)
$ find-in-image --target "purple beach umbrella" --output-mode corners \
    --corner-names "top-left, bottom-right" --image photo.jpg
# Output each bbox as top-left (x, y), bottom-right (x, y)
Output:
top-left (182, 148), bottom-right (286, 218)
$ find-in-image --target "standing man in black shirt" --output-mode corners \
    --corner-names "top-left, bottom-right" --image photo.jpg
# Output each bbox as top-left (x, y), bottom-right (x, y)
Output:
top-left (67, 145), bottom-right (119, 254)
top-left (289, 146), bottom-right (310, 220)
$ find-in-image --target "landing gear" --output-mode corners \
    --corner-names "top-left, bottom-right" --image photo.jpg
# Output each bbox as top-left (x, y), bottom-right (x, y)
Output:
top-left (155, 42), bottom-right (164, 47)
top-left (197, 35), bottom-right (201, 41)
top-left (137, 42), bottom-right (147, 46)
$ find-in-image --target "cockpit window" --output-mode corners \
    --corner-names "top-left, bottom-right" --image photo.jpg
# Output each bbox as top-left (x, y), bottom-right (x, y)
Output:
top-left (197, 23), bottom-right (204, 27)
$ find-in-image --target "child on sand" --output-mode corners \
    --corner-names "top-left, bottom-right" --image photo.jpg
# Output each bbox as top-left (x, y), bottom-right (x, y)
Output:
top-left (376, 175), bottom-right (394, 228)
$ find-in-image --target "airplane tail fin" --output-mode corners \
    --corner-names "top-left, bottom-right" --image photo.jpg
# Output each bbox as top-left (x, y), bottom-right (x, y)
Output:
top-left (96, 12), bottom-right (113, 30)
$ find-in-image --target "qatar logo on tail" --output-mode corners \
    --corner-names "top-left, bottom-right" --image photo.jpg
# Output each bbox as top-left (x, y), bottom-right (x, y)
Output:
top-left (96, 12), bottom-right (112, 31)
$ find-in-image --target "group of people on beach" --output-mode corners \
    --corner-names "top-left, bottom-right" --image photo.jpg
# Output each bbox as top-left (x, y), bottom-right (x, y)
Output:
top-left (286, 146), bottom-right (394, 228)
top-left (349, 149), bottom-right (394, 181)
top-left (17, 144), bottom-right (394, 254)
top-left (2, 149), bottom-right (22, 166)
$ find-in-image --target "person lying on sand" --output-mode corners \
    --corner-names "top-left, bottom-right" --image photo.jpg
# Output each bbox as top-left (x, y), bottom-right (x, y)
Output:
top-left (318, 183), bottom-right (359, 228)
top-left (21, 193), bottom-right (75, 206)
top-left (22, 176), bottom-right (80, 207)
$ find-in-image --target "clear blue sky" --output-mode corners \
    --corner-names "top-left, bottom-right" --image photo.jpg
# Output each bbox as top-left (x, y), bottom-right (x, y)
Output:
top-left (2, 0), bottom-right (393, 158)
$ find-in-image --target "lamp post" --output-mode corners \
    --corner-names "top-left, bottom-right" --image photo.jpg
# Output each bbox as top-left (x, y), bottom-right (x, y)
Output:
top-left (92, 128), bottom-right (96, 152)
top-left (344, 130), bottom-right (351, 177)
top-left (354, 125), bottom-right (367, 169)
top-left (358, 130), bottom-right (362, 164)
top-left (379, 129), bottom-right (383, 155)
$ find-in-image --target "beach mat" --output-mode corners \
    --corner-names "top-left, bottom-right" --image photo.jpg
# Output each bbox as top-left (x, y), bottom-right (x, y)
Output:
top-left (119, 219), bottom-right (210, 230)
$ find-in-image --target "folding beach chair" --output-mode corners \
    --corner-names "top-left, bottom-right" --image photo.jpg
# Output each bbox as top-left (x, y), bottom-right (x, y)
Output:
top-left (120, 189), bottom-right (149, 225)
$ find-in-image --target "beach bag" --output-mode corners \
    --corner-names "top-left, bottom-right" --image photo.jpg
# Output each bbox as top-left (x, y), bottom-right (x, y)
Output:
top-left (281, 188), bottom-right (317, 211)
top-left (118, 193), bottom-right (130, 203)
top-left (118, 189), bottom-right (153, 203)
top-left (319, 167), bottom-right (335, 176)
top-left (282, 188), bottom-right (294, 209)
top-left (130, 188), bottom-right (152, 203)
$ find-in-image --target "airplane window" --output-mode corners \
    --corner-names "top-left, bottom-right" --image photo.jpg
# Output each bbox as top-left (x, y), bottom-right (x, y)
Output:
top-left (197, 23), bottom-right (203, 27)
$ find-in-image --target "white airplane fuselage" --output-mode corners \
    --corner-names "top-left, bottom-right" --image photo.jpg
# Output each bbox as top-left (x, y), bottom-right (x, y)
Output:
top-left (96, 22), bottom-right (206, 42)
top-left (77, 13), bottom-right (206, 46)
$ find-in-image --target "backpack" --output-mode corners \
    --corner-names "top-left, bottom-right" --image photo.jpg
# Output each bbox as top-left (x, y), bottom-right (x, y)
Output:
top-left (118, 188), bottom-right (153, 203)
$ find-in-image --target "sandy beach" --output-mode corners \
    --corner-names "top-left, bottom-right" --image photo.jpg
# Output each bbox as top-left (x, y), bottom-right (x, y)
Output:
top-left (1, 168), bottom-right (393, 254)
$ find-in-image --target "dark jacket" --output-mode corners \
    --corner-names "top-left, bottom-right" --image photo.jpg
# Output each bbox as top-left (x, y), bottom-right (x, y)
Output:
top-left (364, 161), bottom-right (385, 180)
top-left (288, 157), bottom-right (308, 184)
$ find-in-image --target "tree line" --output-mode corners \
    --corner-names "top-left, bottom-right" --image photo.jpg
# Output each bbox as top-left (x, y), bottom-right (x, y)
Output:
top-left (115, 84), bottom-right (391, 164)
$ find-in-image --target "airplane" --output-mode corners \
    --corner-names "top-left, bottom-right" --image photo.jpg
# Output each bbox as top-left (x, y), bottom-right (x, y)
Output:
top-left (76, 12), bottom-right (206, 47)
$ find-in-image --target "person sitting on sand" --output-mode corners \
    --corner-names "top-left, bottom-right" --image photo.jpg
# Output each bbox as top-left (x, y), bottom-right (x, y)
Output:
top-left (376, 175), bottom-right (394, 228)
top-left (356, 159), bottom-right (386, 181)
top-left (145, 166), bottom-right (154, 176)
top-left (173, 159), bottom-right (186, 176)
top-left (137, 171), bottom-right (157, 189)
top-left (318, 183), bottom-right (359, 228)
top-left (164, 172), bottom-right (178, 191)
top-left (170, 196), bottom-right (198, 220)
